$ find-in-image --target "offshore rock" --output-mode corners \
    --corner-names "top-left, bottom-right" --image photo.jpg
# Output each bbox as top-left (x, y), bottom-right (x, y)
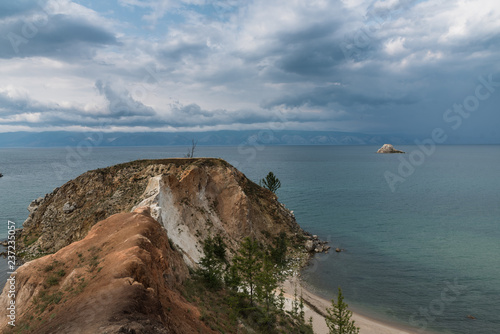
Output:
top-left (377, 144), bottom-right (405, 154)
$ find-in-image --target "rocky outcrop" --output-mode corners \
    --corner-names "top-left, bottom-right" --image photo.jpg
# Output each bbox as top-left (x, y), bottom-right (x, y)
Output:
top-left (376, 144), bottom-right (405, 153)
top-left (304, 234), bottom-right (330, 253)
top-left (1, 158), bottom-right (334, 333)
top-left (27, 197), bottom-right (44, 215)
top-left (17, 158), bottom-right (306, 266)
top-left (0, 208), bottom-right (217, 334)
top-left (3, 158), bottom-right (321, 333)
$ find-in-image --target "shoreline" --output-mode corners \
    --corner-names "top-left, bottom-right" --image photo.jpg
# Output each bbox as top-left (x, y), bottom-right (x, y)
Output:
top-left (283, 275), bottom-right (429, 334)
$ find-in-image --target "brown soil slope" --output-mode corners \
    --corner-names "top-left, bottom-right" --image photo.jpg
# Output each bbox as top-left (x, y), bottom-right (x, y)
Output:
top-left (0, 207), bottom-right (217, 334)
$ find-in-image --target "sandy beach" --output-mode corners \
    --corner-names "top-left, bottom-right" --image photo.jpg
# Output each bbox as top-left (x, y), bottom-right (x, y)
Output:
top-left (282, 276), bottom-right (421, 334)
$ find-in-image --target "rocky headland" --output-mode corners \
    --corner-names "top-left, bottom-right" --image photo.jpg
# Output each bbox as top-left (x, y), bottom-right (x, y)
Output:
top-left (1, 158), bottom-right (328, 333)
top-left (15, 158), bottom-right (308, 264)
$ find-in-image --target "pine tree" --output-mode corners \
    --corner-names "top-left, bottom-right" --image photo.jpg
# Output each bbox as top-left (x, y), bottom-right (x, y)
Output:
top-left (224, 263), bottom-right (241, 292)
top-left (270, 232), bottom-right (288, 267)
top-left (256, 255), bottom-right (279, 313)
top-left (198, 236), bottom-right (227, 289)
top-left (234, 237), bottom-right (262, 306)
top-left (260, 171), bottom-right (281, 193)
top-left (325, 287), bottom-right (360, 334)
top-left (212, 234), bottom-right (227, 263)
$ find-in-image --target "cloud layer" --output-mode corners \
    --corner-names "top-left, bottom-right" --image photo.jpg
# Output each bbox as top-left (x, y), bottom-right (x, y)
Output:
top-left (0, 0), bottom-right (499, 140)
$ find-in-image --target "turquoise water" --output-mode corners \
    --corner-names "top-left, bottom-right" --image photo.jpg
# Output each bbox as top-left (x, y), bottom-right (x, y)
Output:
top-left (1, 145), bottom-right (499, 333)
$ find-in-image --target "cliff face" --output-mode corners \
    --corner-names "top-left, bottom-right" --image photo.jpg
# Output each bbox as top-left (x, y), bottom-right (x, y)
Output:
top-left (5, 158), bottom-right (309, 333)
top-left (0, 207), bottom-right (217, 334)
top-left (19, 158), bottom-right (303, 265)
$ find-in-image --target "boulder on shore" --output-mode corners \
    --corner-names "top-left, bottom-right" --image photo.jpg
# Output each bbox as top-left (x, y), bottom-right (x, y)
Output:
top-left (377, 144), bottom-right (405, 154)
top-left (305, 240), bottom-right (315, 252)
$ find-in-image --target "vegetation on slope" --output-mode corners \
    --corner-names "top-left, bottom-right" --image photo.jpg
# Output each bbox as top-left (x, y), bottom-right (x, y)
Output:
top-left (188, 234), bottom-right (314, 334)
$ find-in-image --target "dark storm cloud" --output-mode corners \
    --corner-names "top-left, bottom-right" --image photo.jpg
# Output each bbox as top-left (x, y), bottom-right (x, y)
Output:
top-left (260, 85), bottom-right (418, 110)
top-left (273, 25), bottom-right (346, 78)
top-left (0, 92), bottom-right (31, 115)
top-left (0, 8), bottom-right (117, 59)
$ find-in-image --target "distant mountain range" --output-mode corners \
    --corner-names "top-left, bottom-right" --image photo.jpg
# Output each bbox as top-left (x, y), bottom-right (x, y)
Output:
top-left (0, 130), bottom-right (419, 147)
top-left (0, 130), bottom-right (495, 147)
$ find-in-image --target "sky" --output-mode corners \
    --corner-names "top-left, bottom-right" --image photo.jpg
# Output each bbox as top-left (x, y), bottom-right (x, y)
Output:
top-left (0, 0), bottom-right (499, 141)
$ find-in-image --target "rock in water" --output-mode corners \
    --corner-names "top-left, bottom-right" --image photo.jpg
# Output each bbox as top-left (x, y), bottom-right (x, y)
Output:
top-left (377, 144), bottom-right (405, 154)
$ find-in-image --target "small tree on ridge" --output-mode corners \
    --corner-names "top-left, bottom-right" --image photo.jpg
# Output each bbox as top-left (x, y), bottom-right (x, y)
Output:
top-left (260, 171), bottom-right (281, 193)
top-left (185, 139), bottom-right (197, 158)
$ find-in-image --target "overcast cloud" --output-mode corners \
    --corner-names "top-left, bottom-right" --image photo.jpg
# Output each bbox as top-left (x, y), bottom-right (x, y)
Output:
top-left (0, 0), bottom-right (499, 140)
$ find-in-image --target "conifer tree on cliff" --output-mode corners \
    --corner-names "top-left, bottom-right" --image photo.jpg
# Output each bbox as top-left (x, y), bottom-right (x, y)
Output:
top-left (255, 254), bottom-right (279, 313)
top-left (325, 287), bottom-right (360, 334)
top-left (260, 171), bottom-right (281, 193)
top-left (234, 237), bottom-right (262, 306)
top-left (198, 235), bottom-right (227, 289)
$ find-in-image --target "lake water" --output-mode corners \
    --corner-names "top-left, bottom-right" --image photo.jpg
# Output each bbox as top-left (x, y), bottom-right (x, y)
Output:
top-left (0, 145), bottom-right (499, 333)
